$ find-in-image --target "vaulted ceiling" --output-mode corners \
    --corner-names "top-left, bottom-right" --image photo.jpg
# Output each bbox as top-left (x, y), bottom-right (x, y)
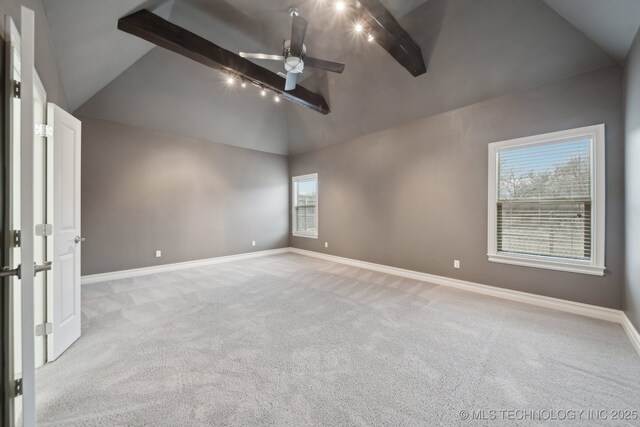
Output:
top-left (42, 0), bottom-right (640, 154)
top-left (41, 0), bottom-right (175, 110)
top-left (43, 0), bottom-right (434, 111)
top-left (542, 0), bottom-right (640, 61)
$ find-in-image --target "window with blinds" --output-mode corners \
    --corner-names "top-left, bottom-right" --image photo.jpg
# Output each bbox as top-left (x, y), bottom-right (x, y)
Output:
top-left (497, 139), bottom-right (592, 260)
top-left (292, 174), bottom-right (318, 238)
top-left (487, 125), bottom-right (606, 276)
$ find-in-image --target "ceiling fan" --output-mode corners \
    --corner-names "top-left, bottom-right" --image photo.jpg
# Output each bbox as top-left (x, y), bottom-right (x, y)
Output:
top-left (239, 8), bottom-right (346, 91)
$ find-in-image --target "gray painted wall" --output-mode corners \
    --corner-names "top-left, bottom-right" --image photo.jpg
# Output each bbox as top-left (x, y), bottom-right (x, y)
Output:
top-left (0, 0), bottom-right (68, 109)
top-left (80, 116), bottom-right (289, 275)
top-left (290, 66), bottom-right (625, 309)
top-left (625, 30), bottom-right (640, 328)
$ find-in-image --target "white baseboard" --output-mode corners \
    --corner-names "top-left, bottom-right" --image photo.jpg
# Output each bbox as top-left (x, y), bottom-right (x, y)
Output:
top-left (80, 248), bottom-right (289, 285)
top-left (621, 313), bottom-right (640, 356)
top-left (288, 248), bottom-right (621, 322)
top-left (288, 248), bottom-right (640, 356)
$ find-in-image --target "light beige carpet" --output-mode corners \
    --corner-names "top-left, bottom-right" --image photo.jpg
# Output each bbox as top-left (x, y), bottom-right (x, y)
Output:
top-left (36, 253), bottom-right (640, 426)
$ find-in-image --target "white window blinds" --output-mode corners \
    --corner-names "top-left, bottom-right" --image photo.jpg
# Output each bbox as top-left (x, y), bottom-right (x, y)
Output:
top-left (292, 174), bottom-right (318, 237)
top-left (497, 138), bottom-right (592, 261)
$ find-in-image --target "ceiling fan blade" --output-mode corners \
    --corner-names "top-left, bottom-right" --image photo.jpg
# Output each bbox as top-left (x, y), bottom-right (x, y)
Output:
top-left (285, 72), bottom-right (298, 91)
top-left (239, 52), bottom-right (285, 61)
top-left (304, 57), bottom-right (346, 73)
top-left (119, 10), bottom-right (330, 114)
top-left (290, 16), bottom-right (308, 56)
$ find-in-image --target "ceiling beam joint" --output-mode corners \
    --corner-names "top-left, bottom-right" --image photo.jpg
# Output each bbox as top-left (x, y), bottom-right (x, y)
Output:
top-left (356, 0), bottom-right (427, 76)
top-left (118, 9), bottom-right (330, 114)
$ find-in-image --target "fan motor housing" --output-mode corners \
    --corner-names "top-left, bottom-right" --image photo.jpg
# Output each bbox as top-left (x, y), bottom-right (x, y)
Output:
top-left (283, 40), bottom-right (306, 73)
top-left (285, 57), bottom-right (304, 73)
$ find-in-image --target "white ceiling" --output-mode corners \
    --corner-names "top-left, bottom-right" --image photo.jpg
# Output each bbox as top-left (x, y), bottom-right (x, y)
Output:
top-left (42, 0), bottom-right (430, 110)
top-left (218, 0), bottom-right (430, 65)
top-left (43, 0), bottom-right (640, 112)
top-left (283, 0), bottom-right (618, 153)
top-left (41, 0), bottom-right (175, 110)
top-left (42, 0), bottom-right (640, 154)
top-left (76, 47), bottom-right (291, 154)
top-left (543, 0), bottom-right (640, 61)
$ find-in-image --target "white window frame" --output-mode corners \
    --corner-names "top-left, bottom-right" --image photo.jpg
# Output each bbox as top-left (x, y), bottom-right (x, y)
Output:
top-left (292, 173), bottom-right (319, 239)
top-left (487, 124), bottom-right (606, 276)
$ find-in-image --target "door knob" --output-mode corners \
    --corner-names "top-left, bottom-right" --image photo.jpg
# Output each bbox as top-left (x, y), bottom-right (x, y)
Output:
top-left (74, 236), bottom-right (85, 244)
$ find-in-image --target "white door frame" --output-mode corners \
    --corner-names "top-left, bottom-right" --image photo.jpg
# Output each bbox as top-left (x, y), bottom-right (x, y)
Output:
top-left (19, 6), bottom-right (36, 427)
top-left (4, 14), bottom-right (21, 427)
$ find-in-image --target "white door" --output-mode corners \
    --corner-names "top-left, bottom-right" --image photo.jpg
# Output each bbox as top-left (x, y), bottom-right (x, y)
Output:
top-left (5, 8), bottom-right (49, 426)
top-left (5, 16), bottom-right (25, 425)
top-left (46, 104), bottom-right (82, 361)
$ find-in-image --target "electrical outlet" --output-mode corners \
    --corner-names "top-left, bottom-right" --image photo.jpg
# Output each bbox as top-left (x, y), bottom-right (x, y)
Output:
top-left (155, 250), bottom-right (162, 258)
top-left (325, 242), bottom-right (329, 248)
top-left (454, 260), bottom-right (460, 269)
top-left (252, 241), bottom-right (256, 247)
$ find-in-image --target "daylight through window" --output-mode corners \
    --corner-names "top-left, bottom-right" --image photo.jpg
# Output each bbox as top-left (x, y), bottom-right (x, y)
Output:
top-left (487, 125), bottom-right (605, 275)
top-left (292, 174), bottom-right (318, 238)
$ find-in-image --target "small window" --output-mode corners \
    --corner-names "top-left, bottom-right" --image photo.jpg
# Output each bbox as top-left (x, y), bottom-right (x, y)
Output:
top-left (487, 125), bottom-right (605, 275)
top-left (292, 174), bottom-right (318, 238)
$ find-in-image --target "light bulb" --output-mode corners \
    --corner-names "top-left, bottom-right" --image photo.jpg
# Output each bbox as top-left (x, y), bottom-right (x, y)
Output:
top-left (260, 88), bottom-right (267, 97)
top-left (226, 76), bottom-right (235, 86)
top-left (367, 33), bottom-right (375, 42)
top-left (274, 94), bottom-right (281, 103)
top-left (354, 23), bottom-right (364, 33)
top-left (335, 1), bottom-right (346, 12)
top-left (241, 80), bottom-right (247, 88)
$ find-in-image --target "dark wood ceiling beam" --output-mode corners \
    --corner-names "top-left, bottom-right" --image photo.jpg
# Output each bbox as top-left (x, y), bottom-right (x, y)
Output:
top-left (357, 0), bottom-right (426, 77)
top-left (118, 9), bottom-right (330, 114)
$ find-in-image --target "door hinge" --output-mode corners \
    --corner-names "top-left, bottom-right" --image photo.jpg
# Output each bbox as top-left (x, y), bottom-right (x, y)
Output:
top-left (11, 230), bottom-right (20, 248)
top-left (12, 80), bottom-right (21, 99)
top-left (35, 224), bottom-right (53, 237)
top-left (35, 322), bottom-right (53, 337)
top-left (34, 124), bottom-right (53, 138)
top-left (14, 378), bottom-right (22, 397)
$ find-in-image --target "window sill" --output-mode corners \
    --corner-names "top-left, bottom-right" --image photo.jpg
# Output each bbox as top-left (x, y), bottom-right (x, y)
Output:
top-left (292, 233), bottom-right (318, 239)
top-left (488, 253), bottom-right (605, 276)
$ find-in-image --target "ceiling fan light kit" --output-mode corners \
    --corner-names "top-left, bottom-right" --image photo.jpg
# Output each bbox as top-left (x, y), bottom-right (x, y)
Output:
top-left (118, 0), bottom-right (425, 115)
top-left (239, 11), bottom-right (346, 92)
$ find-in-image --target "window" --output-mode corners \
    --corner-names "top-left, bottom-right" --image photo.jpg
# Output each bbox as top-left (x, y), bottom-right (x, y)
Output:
top-left (292, 174), bottom-right (318, 238)
top-left (487, 125), bottom-right (605, 275)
